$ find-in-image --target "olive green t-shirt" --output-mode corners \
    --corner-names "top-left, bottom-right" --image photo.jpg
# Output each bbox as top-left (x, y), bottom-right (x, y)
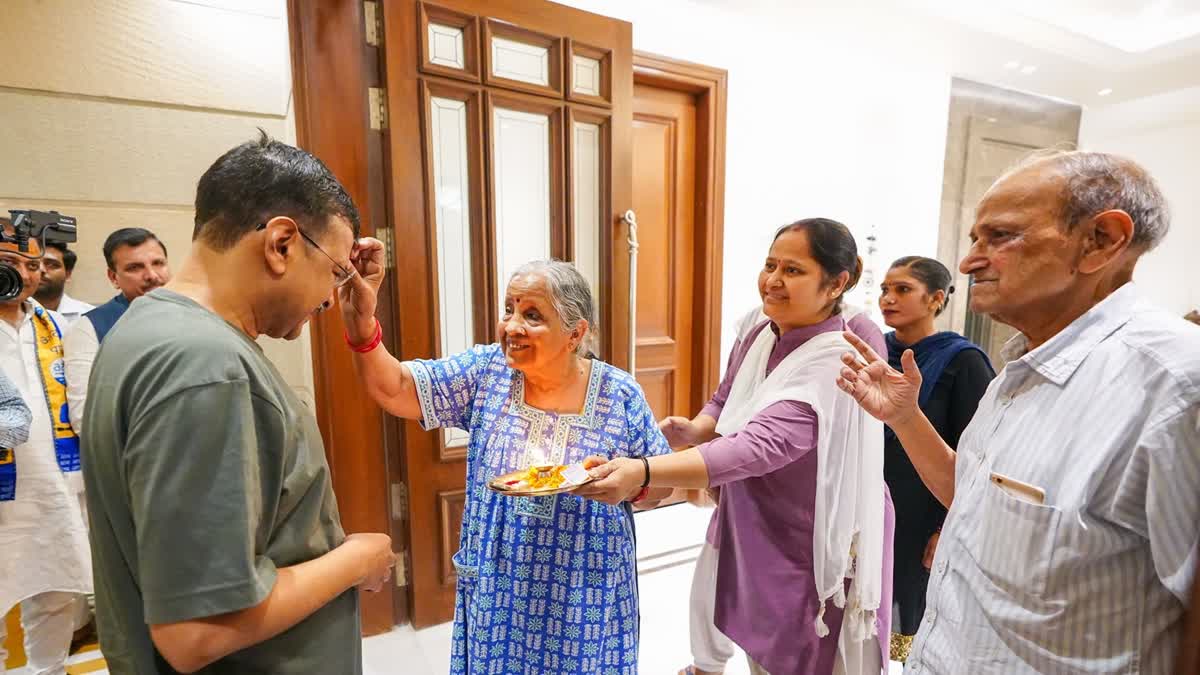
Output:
top-left (82, 289), bottom-right (360, 675)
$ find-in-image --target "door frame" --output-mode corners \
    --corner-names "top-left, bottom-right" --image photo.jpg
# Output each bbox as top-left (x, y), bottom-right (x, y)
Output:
top-left (632, 52), bottom-right (728, 407)
top-left (287, 0), bottom-right (404, 634)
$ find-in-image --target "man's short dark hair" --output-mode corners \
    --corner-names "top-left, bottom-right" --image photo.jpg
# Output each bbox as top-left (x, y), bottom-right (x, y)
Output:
top-left (103, 228), bottom-right (167, 270)
top-left (193, 130), bottom-right (361, 250)
top-left (45, 242), bottom-right (78, 273)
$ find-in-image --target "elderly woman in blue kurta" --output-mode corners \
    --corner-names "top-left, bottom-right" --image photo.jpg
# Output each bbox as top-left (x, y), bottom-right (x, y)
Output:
top-left (338, 253), bottom-right (671, 674)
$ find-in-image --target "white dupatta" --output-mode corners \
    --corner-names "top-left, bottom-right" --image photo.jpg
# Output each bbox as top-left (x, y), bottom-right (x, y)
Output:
top-left (714, 306), bottom-right (885, 666)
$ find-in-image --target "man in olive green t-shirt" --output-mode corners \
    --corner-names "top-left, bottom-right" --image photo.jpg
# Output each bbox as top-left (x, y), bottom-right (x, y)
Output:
top-left (82, 134), bottom-right (395, 674)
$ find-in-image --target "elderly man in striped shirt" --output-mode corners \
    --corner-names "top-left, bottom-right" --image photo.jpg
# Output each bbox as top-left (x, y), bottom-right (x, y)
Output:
top-left (838, 150), bottom-right (1200, 674)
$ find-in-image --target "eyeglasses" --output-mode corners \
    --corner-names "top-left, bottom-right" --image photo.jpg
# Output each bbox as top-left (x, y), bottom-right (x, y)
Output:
top-left (257, 223), bottom-right (356, 289)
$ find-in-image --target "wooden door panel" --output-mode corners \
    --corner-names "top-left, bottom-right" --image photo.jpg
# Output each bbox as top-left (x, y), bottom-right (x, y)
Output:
top-left (384, 0), bottom-right (633, 628)
top-left (632, 115), bottom-right (675, 343)
top-left (482, 19), bottom-right (565, 100)
top-left (437, 490), bottom-right (467, 585)
top-left (566, 106), bottom-right (612, 347)
top-left (632, 84), bottom-right (695, 420)
top-left (418, 2), bottom-right (482, 83)
top-left (637, 368), bottom-right (675, 419)
top-left (484, 90), bottom-right (566, 295)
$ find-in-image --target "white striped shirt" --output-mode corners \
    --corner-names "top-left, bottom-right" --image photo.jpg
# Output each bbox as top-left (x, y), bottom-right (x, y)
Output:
top-left (907, 283), bottom-right (1200, 674)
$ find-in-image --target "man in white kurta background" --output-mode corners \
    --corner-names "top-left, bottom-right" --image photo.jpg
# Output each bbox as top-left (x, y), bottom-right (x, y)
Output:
top-left (0, 238), bottom-right (92, 675)
top-left (33, 243), bottom-right (93, 332)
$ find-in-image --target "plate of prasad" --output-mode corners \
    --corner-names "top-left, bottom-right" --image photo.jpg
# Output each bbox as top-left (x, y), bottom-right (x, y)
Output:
top-left (487, 463), bottom-right (594, 497)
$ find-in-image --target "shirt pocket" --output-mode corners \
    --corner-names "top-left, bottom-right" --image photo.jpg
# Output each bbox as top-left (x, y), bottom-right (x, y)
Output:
top-left (969, 479), bottom-right (1061, 598)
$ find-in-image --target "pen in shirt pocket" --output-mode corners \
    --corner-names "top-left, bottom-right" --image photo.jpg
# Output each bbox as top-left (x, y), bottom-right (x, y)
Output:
top-left (990, 472), bottom-right (1046, 505)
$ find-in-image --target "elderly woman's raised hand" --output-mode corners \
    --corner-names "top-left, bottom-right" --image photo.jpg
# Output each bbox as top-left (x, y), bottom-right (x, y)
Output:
top-left (339, 237), bottom-right (386, 342)
top-left (836, 330), bottom-right (922, 426)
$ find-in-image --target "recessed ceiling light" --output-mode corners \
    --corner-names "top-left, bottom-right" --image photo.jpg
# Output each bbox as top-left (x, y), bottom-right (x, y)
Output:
top-left (1098, 88), bottom-right (1113, 96)
top-left (987, 117), bottom-right (998, 123)
top-left (1021, 65), bottom-right (1038, 74)
top-left (1004, 60), bottom-right (1020, 69)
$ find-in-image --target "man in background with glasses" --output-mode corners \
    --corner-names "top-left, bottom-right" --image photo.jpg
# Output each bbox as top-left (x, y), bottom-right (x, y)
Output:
top-left (81, 132), bottom-right (393, 674)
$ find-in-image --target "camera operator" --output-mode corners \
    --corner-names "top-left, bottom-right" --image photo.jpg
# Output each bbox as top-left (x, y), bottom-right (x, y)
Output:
top-left (0, 221), bottom-right (92, 675)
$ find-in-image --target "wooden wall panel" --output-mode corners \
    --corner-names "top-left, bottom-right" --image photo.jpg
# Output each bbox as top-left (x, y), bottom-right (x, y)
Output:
top-left (0, 0), bottom-right (290, 115)
top-left (0, 91), bottom-right (289, 205)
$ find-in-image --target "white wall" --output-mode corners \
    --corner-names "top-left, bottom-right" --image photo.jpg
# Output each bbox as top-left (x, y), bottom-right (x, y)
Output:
top-left (560, 0), bottom-right (1200, 357)
top-left (560, 0), bottom-right (961, 357)
top-left (1080, 87), bottom-right (1200, 317)
top-left (0, 0), bottom-right (315, 407)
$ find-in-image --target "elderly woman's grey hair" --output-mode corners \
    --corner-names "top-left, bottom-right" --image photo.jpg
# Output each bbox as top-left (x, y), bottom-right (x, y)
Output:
top-left (1000, 149), bottom-right (1171, 251)
top-left (509, 260), bottom-right (596, 356)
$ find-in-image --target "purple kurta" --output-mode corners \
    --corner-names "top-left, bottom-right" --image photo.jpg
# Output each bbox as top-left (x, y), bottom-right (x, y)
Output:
top-left (696, 313), bottom-right (894, 674)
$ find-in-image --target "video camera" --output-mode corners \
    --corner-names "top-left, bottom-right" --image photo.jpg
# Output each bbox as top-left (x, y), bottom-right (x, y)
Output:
top-left (0, 210), bottom-right (78, 302)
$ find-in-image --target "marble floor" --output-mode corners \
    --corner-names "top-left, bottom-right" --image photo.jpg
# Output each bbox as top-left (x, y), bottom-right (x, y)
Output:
top-left (363, 503), bottom-right (905, 675)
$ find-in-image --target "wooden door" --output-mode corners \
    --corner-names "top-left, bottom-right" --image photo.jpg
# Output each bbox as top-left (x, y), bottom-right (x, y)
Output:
top-left (632, 84), bottom-right (696, 419)
top-left (382, 0), bottom-right (633, 628)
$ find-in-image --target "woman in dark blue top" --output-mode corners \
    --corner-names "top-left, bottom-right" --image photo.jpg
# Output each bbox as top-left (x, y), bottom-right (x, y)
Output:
top-left (878, 256), bottom-right (994, 662)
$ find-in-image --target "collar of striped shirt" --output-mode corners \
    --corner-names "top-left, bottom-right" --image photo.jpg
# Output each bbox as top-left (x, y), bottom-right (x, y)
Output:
top-left (998, 282), bottom-right (1138, 385)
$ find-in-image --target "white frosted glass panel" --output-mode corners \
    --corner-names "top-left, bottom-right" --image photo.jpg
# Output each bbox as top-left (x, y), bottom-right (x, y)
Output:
top-left (572, 55), bottom-right (601, 96)
top-left (428, 23), bottom-right (465, 69)
top-left (493, 107), bottom-right (552, 307)
top-left (430, 96), bottom-right (474, 447)
top-left (573, 122), bottom-right (601, 307)
top-left (491, 37), bottom-right (549, 86)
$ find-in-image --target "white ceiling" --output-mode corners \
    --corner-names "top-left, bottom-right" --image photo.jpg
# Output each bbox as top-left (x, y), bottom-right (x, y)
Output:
top-left (1010, 0), bottom-right (1200, 54)
top-left (899, 0), bottom-right (1200, 106)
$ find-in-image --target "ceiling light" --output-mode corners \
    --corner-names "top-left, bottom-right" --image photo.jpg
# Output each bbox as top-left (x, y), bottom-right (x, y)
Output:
top-left (987, 117), bottom-right (998, 123)
top-left (1004, 60), bottom-right (1020, 69)
top-left (1021, 65), bottom-right (1038, 74)
top-left (1098, 88), bottom-right (1113, 96)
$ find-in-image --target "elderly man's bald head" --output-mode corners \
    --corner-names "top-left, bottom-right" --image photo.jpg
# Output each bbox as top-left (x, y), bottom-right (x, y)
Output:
top-left (990, 150), bottom-right (1170, 252)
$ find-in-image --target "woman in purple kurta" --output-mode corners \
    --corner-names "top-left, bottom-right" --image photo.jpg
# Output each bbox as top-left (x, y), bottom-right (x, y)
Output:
top-left (580, 219), bottom-right (894, 674)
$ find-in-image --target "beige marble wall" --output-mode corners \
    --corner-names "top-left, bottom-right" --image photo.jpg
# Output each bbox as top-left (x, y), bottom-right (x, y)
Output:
top-left (935, 78), bottom-right (1081, 349)
top-left (0, 0), bottom-right (314, 405)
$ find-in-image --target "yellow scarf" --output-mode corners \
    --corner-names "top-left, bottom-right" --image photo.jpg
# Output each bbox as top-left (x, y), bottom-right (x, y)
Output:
top-left (0, 304), bottom-right (79, 501)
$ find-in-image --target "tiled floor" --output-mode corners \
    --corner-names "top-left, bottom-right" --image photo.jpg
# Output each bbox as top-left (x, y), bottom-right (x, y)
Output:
top-left (6, 503), bottom-right (903, 674)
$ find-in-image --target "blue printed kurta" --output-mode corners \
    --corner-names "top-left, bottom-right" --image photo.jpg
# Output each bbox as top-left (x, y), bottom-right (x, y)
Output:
top-left (406, 345), bottom-right (670, 674)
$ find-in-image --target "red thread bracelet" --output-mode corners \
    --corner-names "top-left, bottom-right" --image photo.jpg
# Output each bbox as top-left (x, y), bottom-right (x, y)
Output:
top-left (630, 487), bottom-right (650, 504)
top-left (346, 319), bottom-right (383, 353)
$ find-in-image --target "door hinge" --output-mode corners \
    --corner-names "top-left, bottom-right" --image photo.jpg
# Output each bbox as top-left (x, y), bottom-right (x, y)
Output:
top-left (364, 1), bottom-right (382, 47)
top-left (390, 481), bottom-right (407, 521)
top-left (368, 86), bottom-right (388, 131)
top-left (394, 551), bottom-right (410, 588)
top-left (375, 227), bottom-right (396, 269)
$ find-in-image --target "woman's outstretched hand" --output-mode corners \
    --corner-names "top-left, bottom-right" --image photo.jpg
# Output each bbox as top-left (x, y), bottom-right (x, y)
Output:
top-left (836, 331), bottom-right (922, 426)
top-left (573, 456), bottom-right (644, 505)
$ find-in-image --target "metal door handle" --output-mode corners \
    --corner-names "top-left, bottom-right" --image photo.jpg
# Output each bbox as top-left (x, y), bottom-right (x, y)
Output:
top-left (622, 210), bottom-right (638, 373)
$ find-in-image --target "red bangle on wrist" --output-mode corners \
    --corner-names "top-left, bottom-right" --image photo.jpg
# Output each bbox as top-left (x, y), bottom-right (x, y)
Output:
top-left (630, 486), bottom-right (650, 504)
top-left (346, 319), bottom-right (383, 353)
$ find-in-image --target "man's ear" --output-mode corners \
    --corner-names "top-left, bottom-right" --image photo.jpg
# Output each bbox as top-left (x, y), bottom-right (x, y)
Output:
top-left (1078, 209), bottom-right (1134, 275)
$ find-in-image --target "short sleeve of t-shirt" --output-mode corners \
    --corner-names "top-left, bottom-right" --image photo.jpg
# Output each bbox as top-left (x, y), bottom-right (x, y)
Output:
top-left (125, 376), bottom-right (282, 624)
top-left (405, 344), bottom-right (499, 431)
